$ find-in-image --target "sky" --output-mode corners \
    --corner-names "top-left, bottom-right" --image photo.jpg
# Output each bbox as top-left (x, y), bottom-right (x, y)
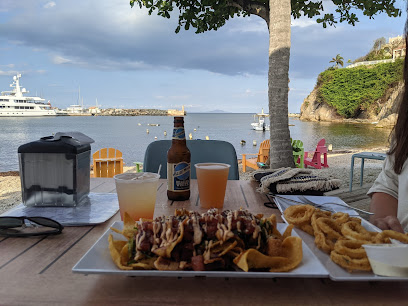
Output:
top-left (0, 0), bottom-right (406, 113)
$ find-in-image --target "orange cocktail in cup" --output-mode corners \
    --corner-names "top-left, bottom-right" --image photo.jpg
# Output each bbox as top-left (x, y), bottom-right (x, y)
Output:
top-left (114, 172), bottom-right (160, 221)
top-left (195, 163), bottom-right (230, 209)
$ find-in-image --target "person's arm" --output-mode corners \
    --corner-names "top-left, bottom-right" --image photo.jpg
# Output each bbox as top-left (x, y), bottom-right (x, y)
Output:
top-left (369, 192), bottom-right (404, 233)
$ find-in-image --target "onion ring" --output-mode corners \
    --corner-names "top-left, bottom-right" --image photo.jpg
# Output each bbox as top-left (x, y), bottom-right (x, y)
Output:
top-left (331, 212), bottom-right (351, 226)
top-left (334, 239), bottom-right (368, 259)
top-left (341, 221), bottom-right (373, 242)
top-left (311, 214), bottom-right (334, 253)
top-left (330, 250), bottom-right (371, 272)
top-left (297, 223), bottom-right (314, 236)
top-left (374, 230), bottom-right (408, 244)
top-left (283, 205), bottom-right (315, 226)
top-left (316, 218), bottom-right (342, 241)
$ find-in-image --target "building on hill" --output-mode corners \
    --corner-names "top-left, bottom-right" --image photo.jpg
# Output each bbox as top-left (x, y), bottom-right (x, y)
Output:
top-left (88, 106), bottom-right (101, 115)
top-left (348, 36), bottom-right (405, 69)
top-left (168, 105), bottom-right (186, 116)
top-left (383, 35), bottom-right (405, 60)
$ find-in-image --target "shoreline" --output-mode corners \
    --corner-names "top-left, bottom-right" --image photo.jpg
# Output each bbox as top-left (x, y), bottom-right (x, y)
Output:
top-left (0, 148), bottom-right (387, 215)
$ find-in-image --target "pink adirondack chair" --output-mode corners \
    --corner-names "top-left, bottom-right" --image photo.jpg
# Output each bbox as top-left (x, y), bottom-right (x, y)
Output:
top-left (304, 139), bottom-right (329, 169)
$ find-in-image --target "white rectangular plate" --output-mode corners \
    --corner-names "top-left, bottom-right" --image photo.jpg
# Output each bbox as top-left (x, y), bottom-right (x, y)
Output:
top-left (293, 228), bottom-right (407, 281)
top-left (72, 221), bottom-right (329, 278)
top-left (278, 213), bottom-right (408, 281)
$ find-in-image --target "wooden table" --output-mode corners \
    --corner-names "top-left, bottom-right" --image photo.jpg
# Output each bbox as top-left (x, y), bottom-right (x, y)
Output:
top-left (1, 178), bottom-right (407, 305)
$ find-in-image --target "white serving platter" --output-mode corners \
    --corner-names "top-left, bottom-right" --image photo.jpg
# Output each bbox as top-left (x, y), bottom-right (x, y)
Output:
top-left (293, 228), bottom-right (408, 282)
top-left (72, 222), bottom-right (329, 278)
top-left (274, 195), bottom-right (408, 281)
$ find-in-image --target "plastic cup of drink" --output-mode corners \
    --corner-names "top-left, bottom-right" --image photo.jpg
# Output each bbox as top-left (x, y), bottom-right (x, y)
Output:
top-left (195, 163), bottom-right (230, 209)
top-left (114, 172), bottom-right (160, 221)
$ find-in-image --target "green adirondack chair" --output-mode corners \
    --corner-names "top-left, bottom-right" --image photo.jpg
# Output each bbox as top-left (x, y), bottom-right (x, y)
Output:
top-left (291, 139), bottom-right (304, 168)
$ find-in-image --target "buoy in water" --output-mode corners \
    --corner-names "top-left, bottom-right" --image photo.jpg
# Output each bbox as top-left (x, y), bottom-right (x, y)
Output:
top-left (253, 140), bottom-right (257, 146)
top-left (194, 128), bottom-right (197, 131)
top-left (138, 123), bottom-right (141, 126)
top-left (240, 140), bottom-right (246, 145)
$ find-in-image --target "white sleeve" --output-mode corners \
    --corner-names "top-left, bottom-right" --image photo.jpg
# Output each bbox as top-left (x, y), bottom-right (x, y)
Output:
top-left (367, 155), bottom-right (398, 200)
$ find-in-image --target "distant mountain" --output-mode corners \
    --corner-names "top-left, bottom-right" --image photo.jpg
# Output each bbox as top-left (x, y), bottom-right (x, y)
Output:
top-left (208, 109), bottom-right (230, 113)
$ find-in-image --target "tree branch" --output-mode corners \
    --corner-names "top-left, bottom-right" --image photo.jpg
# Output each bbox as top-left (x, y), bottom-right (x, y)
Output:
top-left (227, 0), bottom-right (269, 25)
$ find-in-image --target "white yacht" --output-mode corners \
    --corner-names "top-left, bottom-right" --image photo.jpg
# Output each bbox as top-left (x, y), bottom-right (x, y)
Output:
top-left (0, 74), bottom-right (57, 117)
top-left (251, 108), bottom-right (270, 131)
top-left (66, 104), bottom-right (84, 114)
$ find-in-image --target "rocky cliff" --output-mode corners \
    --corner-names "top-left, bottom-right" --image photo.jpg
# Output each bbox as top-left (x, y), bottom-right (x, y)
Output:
top-left (300, 81), bottom-right (404, 127)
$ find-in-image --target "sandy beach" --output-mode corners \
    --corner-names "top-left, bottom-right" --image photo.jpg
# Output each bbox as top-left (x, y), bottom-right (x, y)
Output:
top-left (0, 148), bottom-right (387, 215)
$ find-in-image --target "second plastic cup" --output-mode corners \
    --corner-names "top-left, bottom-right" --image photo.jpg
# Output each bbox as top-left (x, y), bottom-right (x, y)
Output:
top-left (114, 172), bottom-right (160, 221)
top-left (195, 163), bottom-right (230, 209)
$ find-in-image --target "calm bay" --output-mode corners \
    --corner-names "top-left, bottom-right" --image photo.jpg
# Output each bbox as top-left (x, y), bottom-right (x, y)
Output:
top-left (0, 113), bottom-right (391, 172)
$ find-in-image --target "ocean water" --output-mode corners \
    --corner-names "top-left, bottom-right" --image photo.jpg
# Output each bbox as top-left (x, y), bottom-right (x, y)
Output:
top-left (0, 113), bottom-right (391, 172)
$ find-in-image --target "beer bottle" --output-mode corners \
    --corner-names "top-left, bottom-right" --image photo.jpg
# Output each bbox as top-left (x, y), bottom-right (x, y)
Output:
top-left (167, 117), bottom-right (191, 200)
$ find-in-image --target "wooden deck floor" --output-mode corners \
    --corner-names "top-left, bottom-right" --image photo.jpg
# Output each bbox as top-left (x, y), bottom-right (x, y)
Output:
top-left (326, 184), bottom-right (372, 219)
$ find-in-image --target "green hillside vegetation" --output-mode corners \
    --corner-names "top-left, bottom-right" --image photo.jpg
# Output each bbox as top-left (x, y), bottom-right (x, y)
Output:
top-left (316, 59), bottom-right (403, 118)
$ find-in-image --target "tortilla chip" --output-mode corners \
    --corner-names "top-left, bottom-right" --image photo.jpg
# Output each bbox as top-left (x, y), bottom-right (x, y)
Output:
top-left (110, 227), bottom-right (124, 235)
top-left (268, 214), bottom-right (282, 238)
top-left (108, 234), bottom-right (132, 270)
top-left (233, 249), bottom-right (290, 272)
top-left (269, 236), bottom-right (303, 272)
top-left (129, 257), bottom-right (157, 270)
top-left (153, 221), bottom-right (185, 258)
top-left (233, 236), bottom-right (303, 272)
top-left (122, 212), bottom-right (138, 239)
top-left (154, 257), bottom-right (183, 271)
top-left (282, 224), bottom-right (294, 239)
top-left (215, 240), bottom-right (238, 257)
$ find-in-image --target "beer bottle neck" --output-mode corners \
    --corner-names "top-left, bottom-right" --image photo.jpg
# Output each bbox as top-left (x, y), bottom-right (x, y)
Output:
top-left (172, 124), bottom-right (186, 142)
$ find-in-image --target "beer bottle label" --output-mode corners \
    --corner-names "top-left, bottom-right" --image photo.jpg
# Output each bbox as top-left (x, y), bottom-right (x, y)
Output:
top-left (167, 162), bottom-right (190, 192)
top-left (172, 128), bottom-right (185, 140)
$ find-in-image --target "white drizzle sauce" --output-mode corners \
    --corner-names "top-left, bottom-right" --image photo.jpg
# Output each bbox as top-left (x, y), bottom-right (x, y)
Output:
top-left (133, 209), bottom-right (265, 259)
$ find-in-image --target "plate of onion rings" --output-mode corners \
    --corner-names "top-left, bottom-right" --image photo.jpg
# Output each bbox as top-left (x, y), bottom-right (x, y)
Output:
top-left (274, 197), bottom-right (408, 281)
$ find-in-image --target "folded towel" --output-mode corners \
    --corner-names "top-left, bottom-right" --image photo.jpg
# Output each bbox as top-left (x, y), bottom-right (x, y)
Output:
top-left (252, 167), bottom-right (341, 195)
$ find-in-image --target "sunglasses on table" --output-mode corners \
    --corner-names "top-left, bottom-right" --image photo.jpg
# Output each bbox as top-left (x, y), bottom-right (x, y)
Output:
top-left (0, 216), bottom-right (63, 237)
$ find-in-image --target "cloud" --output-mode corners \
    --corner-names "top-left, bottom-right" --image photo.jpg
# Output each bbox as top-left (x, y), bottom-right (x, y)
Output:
top-left (52, 55), bottom-right (72, 65)
top-left (153, 95), bottom-right (191, 101)
top-left (0, 70), bottom-right (19, 76)
top-left (0, 64), bottom-right (15, 68)
top-left (226, 16), bottom-right (267, 33)
top-left (44, 1), bottom-right (56, 9)
top-left (0, 0), bottom-right (268, 75)
top-left (0, 0), bottom-right (405, 79)
top-left (232, 88), bottom-right (266, 98)
top-left (291, 18), bottom-right (317, 28)
top-left (0, 69), bottom-right (45, 76)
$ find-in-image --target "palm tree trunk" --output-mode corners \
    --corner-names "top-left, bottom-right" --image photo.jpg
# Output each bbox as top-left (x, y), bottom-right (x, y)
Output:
top-left (268, 0), bottom-right (294, 168)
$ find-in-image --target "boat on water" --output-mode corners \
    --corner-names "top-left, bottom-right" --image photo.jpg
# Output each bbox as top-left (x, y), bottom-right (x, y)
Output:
top-left (66, 104), bottom-right (84, 114)
top-left (251, 108), bottom-right (270, 131)
top-left (0, 74), bottom-right (57, 117)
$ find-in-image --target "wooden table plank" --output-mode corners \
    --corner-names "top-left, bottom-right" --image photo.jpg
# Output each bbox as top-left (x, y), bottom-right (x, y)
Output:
top-left (2, 178), bottom-right (408, 305)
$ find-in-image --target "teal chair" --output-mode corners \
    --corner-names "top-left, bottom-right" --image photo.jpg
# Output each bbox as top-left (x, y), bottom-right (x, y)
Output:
top-left (143, 140), bottom-right (239, 180)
